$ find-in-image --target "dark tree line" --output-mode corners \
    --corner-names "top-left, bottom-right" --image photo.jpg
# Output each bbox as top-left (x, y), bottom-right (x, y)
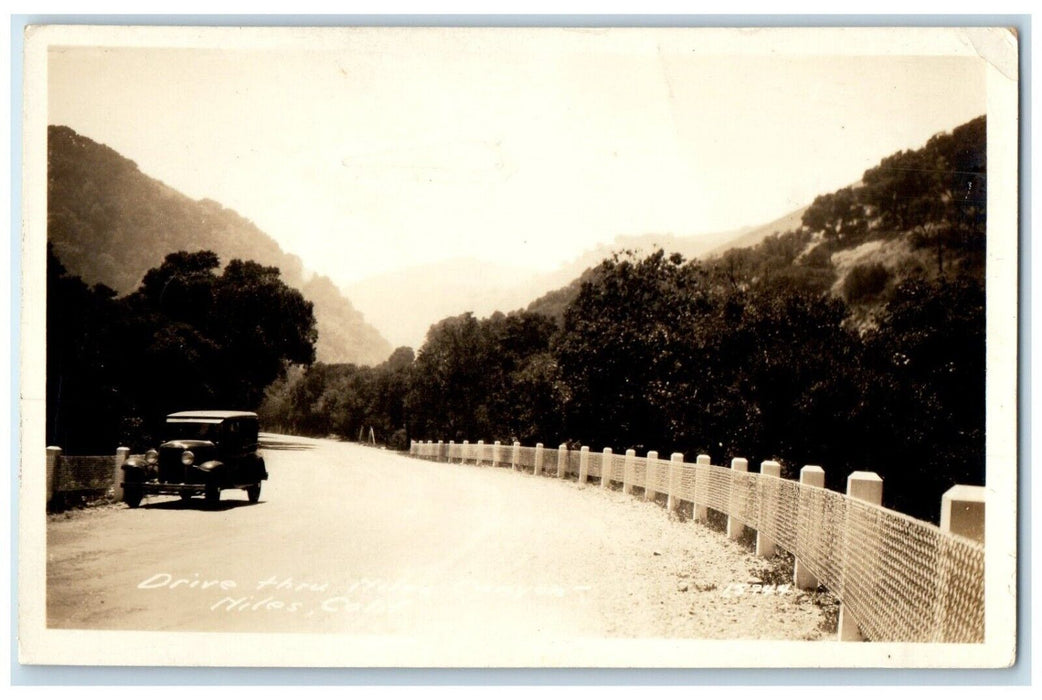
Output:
top-left (47, 248), bottom-right (316, 453)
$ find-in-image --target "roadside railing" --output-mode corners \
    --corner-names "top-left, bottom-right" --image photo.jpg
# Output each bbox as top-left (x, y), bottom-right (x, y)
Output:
top-left (45, 446), bottom-right (131, 509)
top-left (409, 438), bottom-right (985, 644)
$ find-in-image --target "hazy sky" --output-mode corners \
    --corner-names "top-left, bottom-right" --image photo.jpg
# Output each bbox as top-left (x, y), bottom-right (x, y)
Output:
top-left (47, 28), bottom-right (987, 288)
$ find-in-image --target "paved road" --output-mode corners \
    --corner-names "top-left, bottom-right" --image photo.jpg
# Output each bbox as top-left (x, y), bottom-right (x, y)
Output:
top-left (46, 434), bottom-right (829, 643)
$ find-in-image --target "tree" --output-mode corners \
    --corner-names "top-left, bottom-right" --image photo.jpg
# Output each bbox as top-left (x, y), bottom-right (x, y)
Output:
top-left (137, 250), bottom-right (221, 323)
top-left (47, 248), bottom-right (317, 452)
top-left (406, 313), bottom-right (486, 440)
top-left (554, 248), bottom-right (861, 478)
top-left (212, 258), bottom-right (317, 407)
top-left (843, 262), bottom-right (892, 304)
top-left (859, 116), bottom-right (986, 275)
top-left (129, 251), bottom-right (317, 410)
top-left (854, 274), bottom-right (985, 521)
top-left (801, 187), bottom-right (868, 245)
top-left (47, 245), bottom-right (131, 451)
top-left (403, 309), bottom-right (560, 444)
top-left (555, 250), bottom-right (719, 453)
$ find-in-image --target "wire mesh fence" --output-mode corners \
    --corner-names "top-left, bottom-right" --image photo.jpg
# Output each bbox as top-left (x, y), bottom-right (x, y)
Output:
top-left (587, 451), bottom-right (603, 480)
top-left (53, 455), bottom-right (115, 499)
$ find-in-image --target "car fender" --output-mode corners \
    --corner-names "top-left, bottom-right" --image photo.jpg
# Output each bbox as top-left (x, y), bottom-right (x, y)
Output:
top-left (121, 459), bottom-right (152, 481)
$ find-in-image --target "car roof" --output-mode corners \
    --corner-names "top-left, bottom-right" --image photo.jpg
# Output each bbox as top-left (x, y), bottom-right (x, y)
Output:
top-left (166, 410), bottom-right (258, 420)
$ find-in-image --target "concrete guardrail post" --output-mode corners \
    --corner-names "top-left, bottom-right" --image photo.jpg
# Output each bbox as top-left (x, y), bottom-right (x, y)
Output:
top-left (667, 452), bottom-right (684, 512)
top-left (476, 440), bottom-right (485, 466)
top-left (600, 447), bottom-right (612, 488)
top-left (694, 454), bottom-right (711, 521)
top-left (436, 440), bottom-right (445, 462)
top-left (534, 443), bottom-right (544, 476)
top-left (46, 446), bottom-right (62, 504)
top-left (838, 470), bottom-right (883, 642)
top-left (578, 446), bottom-right (590, 486)
top-left (794, 465), bottom-right (825, 590)
top-left (941, 485), bottom-right (986, 544)
top-left (727, 458), bottom-right (748, 540)
top-left (622, 449), bottom-right (636, 495)
top-left (756, 460), bottom-right (781, 557)
top-left (114, 446), bottom-right (129, 501)
top-left (557, 443), bottom-right (568, 478)
top-left (448, 440), bottom-right (455, 462)
top-left (493, 440), bottom-right (502, 467)
top-left (937, 484), bottom-right (986, 640)
top-left (644, 451), bottom-right (659, 501)
top-left (512, 441), bottom-right (520, 471)
top-left (462, 440), bottom-right (469, 464)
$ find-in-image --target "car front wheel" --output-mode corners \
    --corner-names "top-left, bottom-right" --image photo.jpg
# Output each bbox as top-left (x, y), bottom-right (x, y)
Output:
top-left (205, 481), bottom-right (220, 509)
top-left (246, 484), bottom-right (261, 503)
top-left (124, 487), bottom-right (142, 509)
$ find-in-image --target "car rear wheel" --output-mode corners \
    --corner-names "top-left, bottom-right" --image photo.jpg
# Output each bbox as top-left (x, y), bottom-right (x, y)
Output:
top-left (204, 481), bottom-right (220, 509)
top-left (124, 487), bottom-right (142, 509)
top-left (246, 484), bottom-right (261, 503)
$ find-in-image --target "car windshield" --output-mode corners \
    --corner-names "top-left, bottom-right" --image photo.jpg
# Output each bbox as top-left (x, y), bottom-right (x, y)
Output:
top-left (166, 419), bottom-right (221, 442)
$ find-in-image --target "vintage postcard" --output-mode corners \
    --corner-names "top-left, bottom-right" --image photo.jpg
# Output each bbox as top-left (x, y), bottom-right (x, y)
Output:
top-left (18, 24), bottom-right (1019, 668)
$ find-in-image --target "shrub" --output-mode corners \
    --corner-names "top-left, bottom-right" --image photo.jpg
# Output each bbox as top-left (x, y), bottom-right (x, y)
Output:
top-left (842, 262), bottom-right (891, 303)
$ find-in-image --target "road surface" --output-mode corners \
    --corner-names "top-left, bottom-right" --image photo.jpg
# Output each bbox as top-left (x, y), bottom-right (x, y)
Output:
top-left (47, 434), bottom-right (832, 641)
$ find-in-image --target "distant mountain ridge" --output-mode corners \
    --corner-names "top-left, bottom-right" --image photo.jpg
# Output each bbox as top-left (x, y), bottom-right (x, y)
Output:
top-left (520, 216), bottom-right (812, 323)
top-left (47, 125), bottom-right (393, 366)
top-left (346, 226), bottom-right (765, 349)
top-left (703, 205), bottom-right (810, 258)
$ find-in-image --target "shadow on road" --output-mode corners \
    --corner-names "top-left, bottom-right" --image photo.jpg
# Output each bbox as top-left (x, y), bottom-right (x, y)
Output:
top-left (139, 497), bottom-right (264, 512)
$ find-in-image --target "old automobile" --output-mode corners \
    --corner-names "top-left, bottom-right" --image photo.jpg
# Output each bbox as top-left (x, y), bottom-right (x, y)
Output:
top-left (121, 410), bottom-right (267, 508)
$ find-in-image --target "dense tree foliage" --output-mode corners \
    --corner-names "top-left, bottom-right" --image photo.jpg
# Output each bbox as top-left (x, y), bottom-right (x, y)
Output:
top-left (256, 347), bottom-right (417, 450)
top-left (852, 275), bottom-right (986, 517)
top-left (406, 311), bottom-right (561, 444)
top-left (47, 248), bottom-right (316, 452)
top-left (555, 251), bottom-right (862, 476)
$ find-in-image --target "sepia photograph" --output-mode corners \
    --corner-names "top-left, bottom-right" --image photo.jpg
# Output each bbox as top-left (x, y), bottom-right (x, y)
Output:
top-left (17, 24), bottom-right (1019, 668)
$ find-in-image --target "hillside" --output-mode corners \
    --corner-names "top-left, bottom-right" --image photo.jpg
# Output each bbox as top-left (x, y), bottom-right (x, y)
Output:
top-left (529, 115), bottom-right (985, 327)
top-left (703, 205), bottom-right (810, 259)
top-left (522, 224), bottom-right (778, 321)
top-left (713, 115), bottom-right (986, 324)
top-left (47, 125), bottom-right (392, 366)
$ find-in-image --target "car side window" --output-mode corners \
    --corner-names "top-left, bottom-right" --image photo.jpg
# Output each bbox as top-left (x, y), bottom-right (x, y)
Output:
top-left (244, 421), bottom-right (259, 448)
top-left (225, 420), bottom-right (240, 449)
